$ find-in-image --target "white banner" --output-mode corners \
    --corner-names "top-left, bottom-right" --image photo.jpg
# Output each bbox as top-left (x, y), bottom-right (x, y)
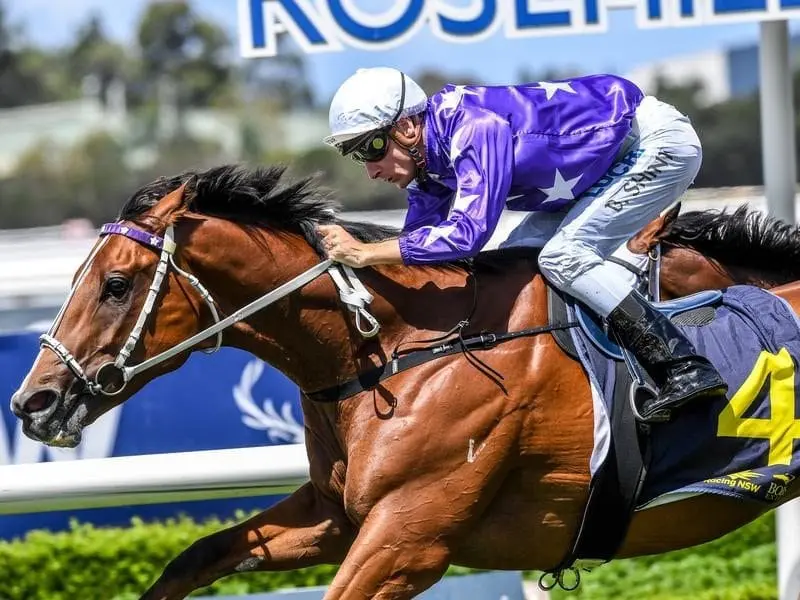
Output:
top-left (239, 0), bottom-right (800, 57)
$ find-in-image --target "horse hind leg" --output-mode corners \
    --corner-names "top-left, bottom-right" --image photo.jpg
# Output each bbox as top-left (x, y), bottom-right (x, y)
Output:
top-left (138, 482), bottom-right (354, 600)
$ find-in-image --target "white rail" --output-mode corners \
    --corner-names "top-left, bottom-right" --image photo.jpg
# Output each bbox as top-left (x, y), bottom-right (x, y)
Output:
top-left (0, 444), bottom-right (309, 514)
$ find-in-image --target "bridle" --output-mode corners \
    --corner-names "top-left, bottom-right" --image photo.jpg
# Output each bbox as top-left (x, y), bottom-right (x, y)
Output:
top-left (608, 242), bottom-right (663, 302)
top-left (39, 221), bottom-right (380, 397)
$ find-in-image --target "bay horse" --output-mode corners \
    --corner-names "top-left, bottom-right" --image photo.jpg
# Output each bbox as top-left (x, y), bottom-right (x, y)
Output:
top-left (628, 202), bottom-right (800, 298)
top-left (10, 165), bottom-right (800, 600)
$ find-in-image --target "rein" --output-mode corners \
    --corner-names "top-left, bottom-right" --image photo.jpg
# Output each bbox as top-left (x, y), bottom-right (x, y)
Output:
top-left (307, 321), bottom-right (578, 402)
top-left (309, 268), bottom-right (579, 402)
top-left (308, 245), bottom-right (663, 402)
top-left (40, 222), bottom-right (379, 397)
top-left (41, 219), bottom-right (662, 403)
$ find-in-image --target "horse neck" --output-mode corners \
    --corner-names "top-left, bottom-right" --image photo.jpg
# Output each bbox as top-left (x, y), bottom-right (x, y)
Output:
top-left (659, 246), bottom-right (734, 299)
top-left (774, 280), bottom-right (800, 318)
top-left (176, 219), bottom-right (353, 391)
top-left (180, 218), bottom-right (475, 395)
top-left (660, 244), bottom-right (792, 299)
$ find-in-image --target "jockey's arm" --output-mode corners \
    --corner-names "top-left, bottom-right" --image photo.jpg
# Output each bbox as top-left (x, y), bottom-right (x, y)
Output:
top-left (326, 113), bottom-right (513, 268)
top-left (346, 181), bottom-right (455, 267)
top-left (402, 180), bottom-right (455, 232)
top-left (398, 112), bottom-right (513, 264)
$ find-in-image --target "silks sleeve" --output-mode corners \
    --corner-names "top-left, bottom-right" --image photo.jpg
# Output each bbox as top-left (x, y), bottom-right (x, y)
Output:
top-left (399, 112), bottom-right (513, 264)
top-left (402, 179), bottom-right (454, 232)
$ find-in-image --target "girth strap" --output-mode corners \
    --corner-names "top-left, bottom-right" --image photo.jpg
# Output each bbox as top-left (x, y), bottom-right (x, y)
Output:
top-left (308, 321), bottom-right (577, 403)
top-left (540, 360), bottom-right (650, 591)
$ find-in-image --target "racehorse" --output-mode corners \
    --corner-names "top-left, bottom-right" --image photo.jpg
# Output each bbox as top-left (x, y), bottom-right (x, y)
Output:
top-left (10, 165), bottom-right (800, 600)
top-left (627, 202), bottom-right (800, 299)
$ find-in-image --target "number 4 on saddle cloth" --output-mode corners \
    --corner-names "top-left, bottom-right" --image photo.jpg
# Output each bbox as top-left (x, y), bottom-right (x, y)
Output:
top-left (546, 284), bottom-right (800, 578)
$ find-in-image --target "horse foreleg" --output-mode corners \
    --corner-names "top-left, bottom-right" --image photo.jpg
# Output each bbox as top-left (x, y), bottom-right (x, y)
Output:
top-left (321, 506), bottom-right (451, 600)
top-left (138, 482), bottom-right (354, 600)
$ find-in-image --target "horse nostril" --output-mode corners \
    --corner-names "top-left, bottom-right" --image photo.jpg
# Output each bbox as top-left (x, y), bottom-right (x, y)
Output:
top-left (19, 389), bottom-right (60, 416)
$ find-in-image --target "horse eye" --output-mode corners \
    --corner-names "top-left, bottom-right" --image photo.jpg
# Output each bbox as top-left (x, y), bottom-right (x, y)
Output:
top-left (104, 276), bottom-right (130, 300)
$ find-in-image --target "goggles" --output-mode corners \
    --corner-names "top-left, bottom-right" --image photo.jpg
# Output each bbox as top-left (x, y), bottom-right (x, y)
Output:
top-left (340, 128), bottom-right (391, 163)
top-left (337, 71), bottom-right (406, 164)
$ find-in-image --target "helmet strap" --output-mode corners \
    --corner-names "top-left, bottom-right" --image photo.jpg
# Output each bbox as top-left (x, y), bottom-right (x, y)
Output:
top-left (406, 145), bottom-right (430, 186)
top-left (390, 122), bottom-right (429, 186)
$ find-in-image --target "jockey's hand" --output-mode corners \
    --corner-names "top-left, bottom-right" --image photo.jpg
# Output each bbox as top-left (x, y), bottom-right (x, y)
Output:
top-left (317, 224), bottom-right (403, 267)
top-left (318, 224), bottom-right (369, 267)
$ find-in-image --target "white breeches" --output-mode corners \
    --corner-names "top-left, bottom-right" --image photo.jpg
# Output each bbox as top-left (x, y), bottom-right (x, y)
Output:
top-left (501, 95), bottom-right (702, 317)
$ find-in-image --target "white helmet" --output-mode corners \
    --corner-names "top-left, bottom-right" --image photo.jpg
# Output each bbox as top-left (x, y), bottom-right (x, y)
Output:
top-left (323, 67), bottom-right (428, 150)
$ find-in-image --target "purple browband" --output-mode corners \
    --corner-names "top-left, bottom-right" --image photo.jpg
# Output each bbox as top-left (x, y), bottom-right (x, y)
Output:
top-left (100, 223), bottom-right (166, 250)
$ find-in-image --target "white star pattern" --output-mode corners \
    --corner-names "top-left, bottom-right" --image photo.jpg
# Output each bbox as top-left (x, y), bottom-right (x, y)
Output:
top-left (420, 191), bottom-right (481, 248)
top-left (533, 81), bottom-right (577, 101)
top-left (450, 127), bottom-right (467, 162)
top-left (453, 193), bottom-right (481, 211)
top-left (538, 169), bottom-right (583, 204)
top-left (437, 85), bottom-right (479, 115)
top-left (422, 223), bottom-right (459, 248)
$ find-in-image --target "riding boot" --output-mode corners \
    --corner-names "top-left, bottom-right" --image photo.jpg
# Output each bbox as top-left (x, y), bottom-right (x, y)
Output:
top-left (607, 290), bottom-right (728, 422)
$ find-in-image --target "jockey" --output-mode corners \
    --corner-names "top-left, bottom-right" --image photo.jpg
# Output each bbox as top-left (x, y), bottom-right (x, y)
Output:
top-left (319, 66), bottom-right (727, 422)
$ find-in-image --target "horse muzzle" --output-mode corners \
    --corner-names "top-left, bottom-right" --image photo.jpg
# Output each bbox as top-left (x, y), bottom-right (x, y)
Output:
top-left (11, 387), bottom-right (87, 448)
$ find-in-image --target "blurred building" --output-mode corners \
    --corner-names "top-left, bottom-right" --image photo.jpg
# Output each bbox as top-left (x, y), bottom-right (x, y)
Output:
top-left (0, 78), bottom-right (128, 177)
top-left (0, 75), bottom-right (329, 179)
top-left (625, 34), bottom-right (800, 105)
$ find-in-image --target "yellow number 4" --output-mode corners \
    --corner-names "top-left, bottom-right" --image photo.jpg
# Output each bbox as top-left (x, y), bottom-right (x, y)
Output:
top-left (717, 347), bottom-right (800, 467)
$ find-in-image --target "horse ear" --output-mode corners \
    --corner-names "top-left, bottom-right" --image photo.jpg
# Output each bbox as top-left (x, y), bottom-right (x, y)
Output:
top-left (628, 202), bottom-right (682, 254)
top-left (149, 178), bottom-right (194, 223)
top-left (662, 202), bottom-right (681, 231)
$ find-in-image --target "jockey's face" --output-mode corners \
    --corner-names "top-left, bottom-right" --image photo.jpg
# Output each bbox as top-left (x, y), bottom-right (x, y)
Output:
top-left (364, 117), bottom-right (422, 190)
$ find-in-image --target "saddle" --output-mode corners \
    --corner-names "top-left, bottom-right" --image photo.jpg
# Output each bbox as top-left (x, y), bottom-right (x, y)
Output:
top-left (542, 285), bottom-right (723, 586)
top-left (548, 287), bottom-right (722, 362)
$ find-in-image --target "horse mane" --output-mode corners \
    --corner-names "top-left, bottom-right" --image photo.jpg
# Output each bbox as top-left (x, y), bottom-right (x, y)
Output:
top-left (123, 167), bottom-right (800, 284)
top-left (665, 205), bottom-right (800, 284)
top-left (119, 164), bottom-right (402, 257)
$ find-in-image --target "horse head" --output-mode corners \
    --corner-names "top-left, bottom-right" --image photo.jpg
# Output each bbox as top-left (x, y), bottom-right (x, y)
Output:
top-left (10, 180), bottom-right (199, 446)
top-left (661, 204), bottom-right (800, 297)
top-left (628, 203), bottom-right (800, 299)
top-left (10, 165), bottom-right (412, 448)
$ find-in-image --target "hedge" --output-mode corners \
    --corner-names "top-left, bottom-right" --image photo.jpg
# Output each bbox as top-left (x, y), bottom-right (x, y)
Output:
top-left (0, 510), bottom-right (777, 600)
top-left (545, 512), bottom-right (777, 600)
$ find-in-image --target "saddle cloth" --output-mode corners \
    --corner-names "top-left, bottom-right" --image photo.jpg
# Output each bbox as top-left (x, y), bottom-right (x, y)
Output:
top-left (566, 285), bottom-right (800, 509)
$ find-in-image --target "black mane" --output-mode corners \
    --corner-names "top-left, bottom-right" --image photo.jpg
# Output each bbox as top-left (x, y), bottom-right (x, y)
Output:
top-left (666, 205), bottom-right (800, 284)
top-left (123, 165), bottom-right (799, 283)
top-left (120, 164), bottom-right (400, 255)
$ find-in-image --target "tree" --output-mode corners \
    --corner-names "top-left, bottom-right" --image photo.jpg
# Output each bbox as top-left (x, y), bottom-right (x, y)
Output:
top-left (651, 73), bottom-right (706, 115)
top-left (0, 141), bottom-right (70, 227)
top-left (136, 1), bottom-right (233, 110)
top-left (62, 132), bottom-right (133, 224)
top-left (0, 133), bottom-right (132, 228)
top-left (242, 31), bottom-right (314, 110)
top-left (67, 14), bottom-right (128, 102)
top-left (414, 68), bottom-right (481, 95)
top-left (693, 96), bottom-right (763, 187)
top-left (516, 66), bottom-right (581, 85)
top-left (289, 147), bottom-right (405, 211)
top-left (0, 0), bottom-right (51, 107)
